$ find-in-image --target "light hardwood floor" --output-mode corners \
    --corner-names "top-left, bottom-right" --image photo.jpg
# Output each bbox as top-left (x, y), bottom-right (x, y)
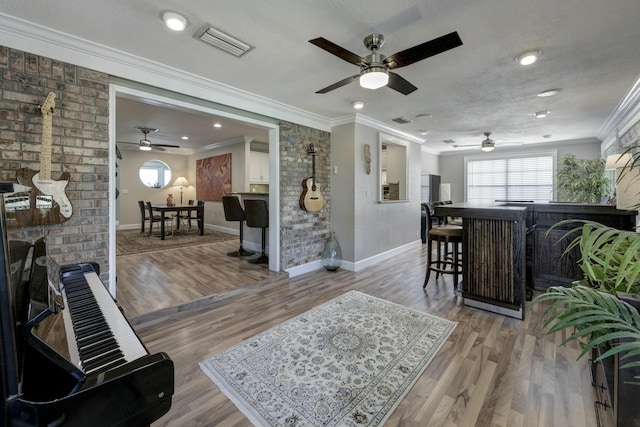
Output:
top-left (116, 241), bottom-right (598, 427)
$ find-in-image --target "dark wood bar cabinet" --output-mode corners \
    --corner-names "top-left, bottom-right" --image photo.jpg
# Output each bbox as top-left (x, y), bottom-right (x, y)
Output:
top-left (435, 202), bottom-right (637, 319)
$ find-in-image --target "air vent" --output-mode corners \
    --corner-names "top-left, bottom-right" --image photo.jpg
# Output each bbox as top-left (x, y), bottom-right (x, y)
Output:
top-left (196, 26), bottom-right (251, 57)
top-left (392, 116), bottom-right (413, 124)
top-left (443, 139), bottom-right (455, 144)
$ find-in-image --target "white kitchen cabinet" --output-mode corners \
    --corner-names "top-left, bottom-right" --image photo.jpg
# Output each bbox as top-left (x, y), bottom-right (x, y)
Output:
top-left (250, 152), bottom-right (269, 183)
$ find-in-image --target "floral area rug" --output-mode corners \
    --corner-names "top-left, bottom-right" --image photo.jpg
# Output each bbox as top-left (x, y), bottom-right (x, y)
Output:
top-left (199, 290), bottom-right (457, 426)
top-left (115, 229), bottom-right (236, 256)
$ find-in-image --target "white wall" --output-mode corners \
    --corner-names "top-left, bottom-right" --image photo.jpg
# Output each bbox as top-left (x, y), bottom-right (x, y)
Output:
top-left (437, 139), bottom-right (602, 202)
top-left (117, 139), bottom-right (250, 232)
top-left (330, 122), bottom-right (421, 267)
top-left (421, 149), bottom-right (440, 176)
top-left (117, 149), bottom-right (191, 227)
top-left (330, 123), bottom-right (356, 261)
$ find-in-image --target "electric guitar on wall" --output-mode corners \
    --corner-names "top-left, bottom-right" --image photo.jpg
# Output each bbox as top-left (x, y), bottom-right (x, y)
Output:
top-left (12, 93), bottom-right (73, 226)
top-left (299, 143), bottom-right (324, 212)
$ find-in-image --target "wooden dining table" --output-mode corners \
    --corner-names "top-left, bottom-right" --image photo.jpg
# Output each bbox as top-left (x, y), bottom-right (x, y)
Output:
top-left (151, 203), bottom-right (204, 240)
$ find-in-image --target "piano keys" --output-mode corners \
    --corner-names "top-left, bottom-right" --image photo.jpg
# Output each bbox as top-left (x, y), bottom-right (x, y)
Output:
top-left (0, 185), bottom-right (174, 427)
top-left (11, 262), bottom-right (175, 426)
top-left (59, 263), bottom-right (148, 375)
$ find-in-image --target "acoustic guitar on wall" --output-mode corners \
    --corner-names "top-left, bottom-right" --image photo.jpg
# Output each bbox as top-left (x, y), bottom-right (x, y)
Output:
top-left (299, 143), bottom-right (324, 212)
top-left (11, 93), bottom-right (73, 227)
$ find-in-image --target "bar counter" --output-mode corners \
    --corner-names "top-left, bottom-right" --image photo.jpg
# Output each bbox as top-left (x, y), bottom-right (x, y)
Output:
top-left (435, 202), bottom-right (637, 319)
top-left (435, 203), bottom-right (527, 319)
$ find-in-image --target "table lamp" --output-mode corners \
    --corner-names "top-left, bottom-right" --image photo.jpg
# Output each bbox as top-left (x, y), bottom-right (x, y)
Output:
top-left (173, 176), bottom-right (189, 204)
top-left (605, 154), bottom-right (639, 210)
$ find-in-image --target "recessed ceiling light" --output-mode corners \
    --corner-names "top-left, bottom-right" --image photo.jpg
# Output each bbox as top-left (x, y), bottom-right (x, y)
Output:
top-left (213, 123), bottom-right (222, 128)
top-left (537, 88), bottom-right (562, 97)
top-left (181, 136), bottom-right (189, 140)
top-left (515, 49), bottom-right (542, 66)
top-left (162, 11), bottom-right (188, 32)
top-left (352, 101), bottom-right (365, 109)
top-left (534, 110), bottom-right (550, 118)
top-left (418, 130), bottom-right (429, 135)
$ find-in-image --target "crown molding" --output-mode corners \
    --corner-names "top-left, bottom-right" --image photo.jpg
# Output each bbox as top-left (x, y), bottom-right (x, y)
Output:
top-left (0, 13), bottom-right (331, 132)
top-left (598, 72), bottom-right (640, 149)
top-left (331, 113), bottom-right (425, 145)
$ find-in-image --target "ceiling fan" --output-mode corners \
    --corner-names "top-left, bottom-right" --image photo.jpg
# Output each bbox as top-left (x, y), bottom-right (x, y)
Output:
top-left (122, 127), bottom-right (181, 151)
top-left (309, 31), bottom-right (462, 95)
top-left (453, 132), bottom-right (522, 152)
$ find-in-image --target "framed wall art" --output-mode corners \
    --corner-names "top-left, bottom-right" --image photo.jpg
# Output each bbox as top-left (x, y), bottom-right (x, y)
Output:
top-left (196, 153), bottom-right (232, 201)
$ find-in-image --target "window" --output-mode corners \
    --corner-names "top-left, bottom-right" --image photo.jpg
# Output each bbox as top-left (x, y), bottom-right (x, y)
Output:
top-left (465, 152), bottom-right (555, 203)
top-left (139, 160), bottom-right (172, 189)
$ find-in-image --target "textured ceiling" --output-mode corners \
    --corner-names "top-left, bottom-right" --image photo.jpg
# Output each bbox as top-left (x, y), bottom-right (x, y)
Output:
top-left (2, 0), bottom-right (640, 153)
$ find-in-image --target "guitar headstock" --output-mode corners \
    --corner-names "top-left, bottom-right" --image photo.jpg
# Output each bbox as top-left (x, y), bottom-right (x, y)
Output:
top-left (39, 93), bottom-right (56, 116)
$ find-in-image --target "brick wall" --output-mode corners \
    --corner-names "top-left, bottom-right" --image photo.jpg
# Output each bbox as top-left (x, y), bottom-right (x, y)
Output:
top-left (0, 47), bottom-right (110, 283)
top-left (279, 121), bottom-right (331, 269)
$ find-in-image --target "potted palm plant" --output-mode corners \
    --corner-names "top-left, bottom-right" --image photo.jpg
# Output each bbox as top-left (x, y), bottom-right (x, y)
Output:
top-left (534, 149), bottom-right (640, 384)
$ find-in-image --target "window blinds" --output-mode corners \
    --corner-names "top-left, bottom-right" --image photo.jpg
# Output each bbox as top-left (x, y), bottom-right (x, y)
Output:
top-left (467, 154), bottom-right (554, 203)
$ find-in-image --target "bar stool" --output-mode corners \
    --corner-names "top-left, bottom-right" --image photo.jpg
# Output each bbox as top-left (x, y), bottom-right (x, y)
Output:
top-left (244, 199), bottom-right (269, 265)
top-left (222, 195), bottom-right (254, 257)
top-left (423, 202), bottom-right (463, 291)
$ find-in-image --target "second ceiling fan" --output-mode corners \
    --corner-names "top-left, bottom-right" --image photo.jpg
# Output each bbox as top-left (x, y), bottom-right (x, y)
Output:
top-left (135, 127), bottom-right (180, 151)
top-left (309, 31), bottom-right (463, 95)
top-left (453, 132), bottom-right (523, 152)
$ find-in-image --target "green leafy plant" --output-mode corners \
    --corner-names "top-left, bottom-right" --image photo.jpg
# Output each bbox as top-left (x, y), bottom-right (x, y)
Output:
top-left (555, 154), bottom-right (611, 203)
top-left (535, 150), bottom-right (640, 380)
top-left (551, 220), bottom-right (640, 294)
top-left (534, 285), bottom-right (640, 378)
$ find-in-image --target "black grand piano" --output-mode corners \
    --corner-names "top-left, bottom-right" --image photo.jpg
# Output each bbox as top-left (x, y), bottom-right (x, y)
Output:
top-left (0, 186), bottom-right (174, 426)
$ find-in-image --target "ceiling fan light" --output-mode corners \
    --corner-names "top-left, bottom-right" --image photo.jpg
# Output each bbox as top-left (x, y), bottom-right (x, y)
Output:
top-left (481, 144), bottom-right (495, 152)
top-left (360, 68), bottom-right (389, 90)
top-left (139, 145), bottom-right (152, 151)
top-left (162, 11), bottom-right (188, 31)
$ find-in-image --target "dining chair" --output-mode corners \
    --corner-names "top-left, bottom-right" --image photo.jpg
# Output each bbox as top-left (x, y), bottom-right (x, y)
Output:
top-left (138, 200), bottom-right (150, 233)
top-left (177, 199), bottom-right (196, 232)
top-left (146, 202), bottom-right (174, 238)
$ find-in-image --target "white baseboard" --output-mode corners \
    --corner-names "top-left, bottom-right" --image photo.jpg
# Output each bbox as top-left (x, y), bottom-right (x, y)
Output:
top-left (285, 240), bottom-right (422, 278)
top-left (352, 240), bottom-right (422, 271)
top-left (285, 260), bottom-right (323, 278)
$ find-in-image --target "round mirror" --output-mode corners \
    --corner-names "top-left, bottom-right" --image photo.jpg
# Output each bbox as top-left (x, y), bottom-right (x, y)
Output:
top-left (139, 160), bottom-right (172, 189)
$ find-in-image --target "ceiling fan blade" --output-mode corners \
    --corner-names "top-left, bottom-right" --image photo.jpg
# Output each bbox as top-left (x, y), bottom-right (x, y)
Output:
top-left (315, 74), bottom-right (360, 94)
top-left (384, 31), bottom-right (463, 69)
top-left (387, 72), bottom-right (418, 95)
top-left (152, 143), bottom-right (180, 148)
top-left (151, 146), bottom-right (167, 151)
top-left (309, 38), bottom-right (368, 66)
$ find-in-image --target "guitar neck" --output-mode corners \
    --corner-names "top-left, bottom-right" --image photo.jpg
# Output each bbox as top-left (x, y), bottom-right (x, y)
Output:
top-left (40, 111), bottom-right (53, 181)
top-left (311, 154), bottom-right (317, 190)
